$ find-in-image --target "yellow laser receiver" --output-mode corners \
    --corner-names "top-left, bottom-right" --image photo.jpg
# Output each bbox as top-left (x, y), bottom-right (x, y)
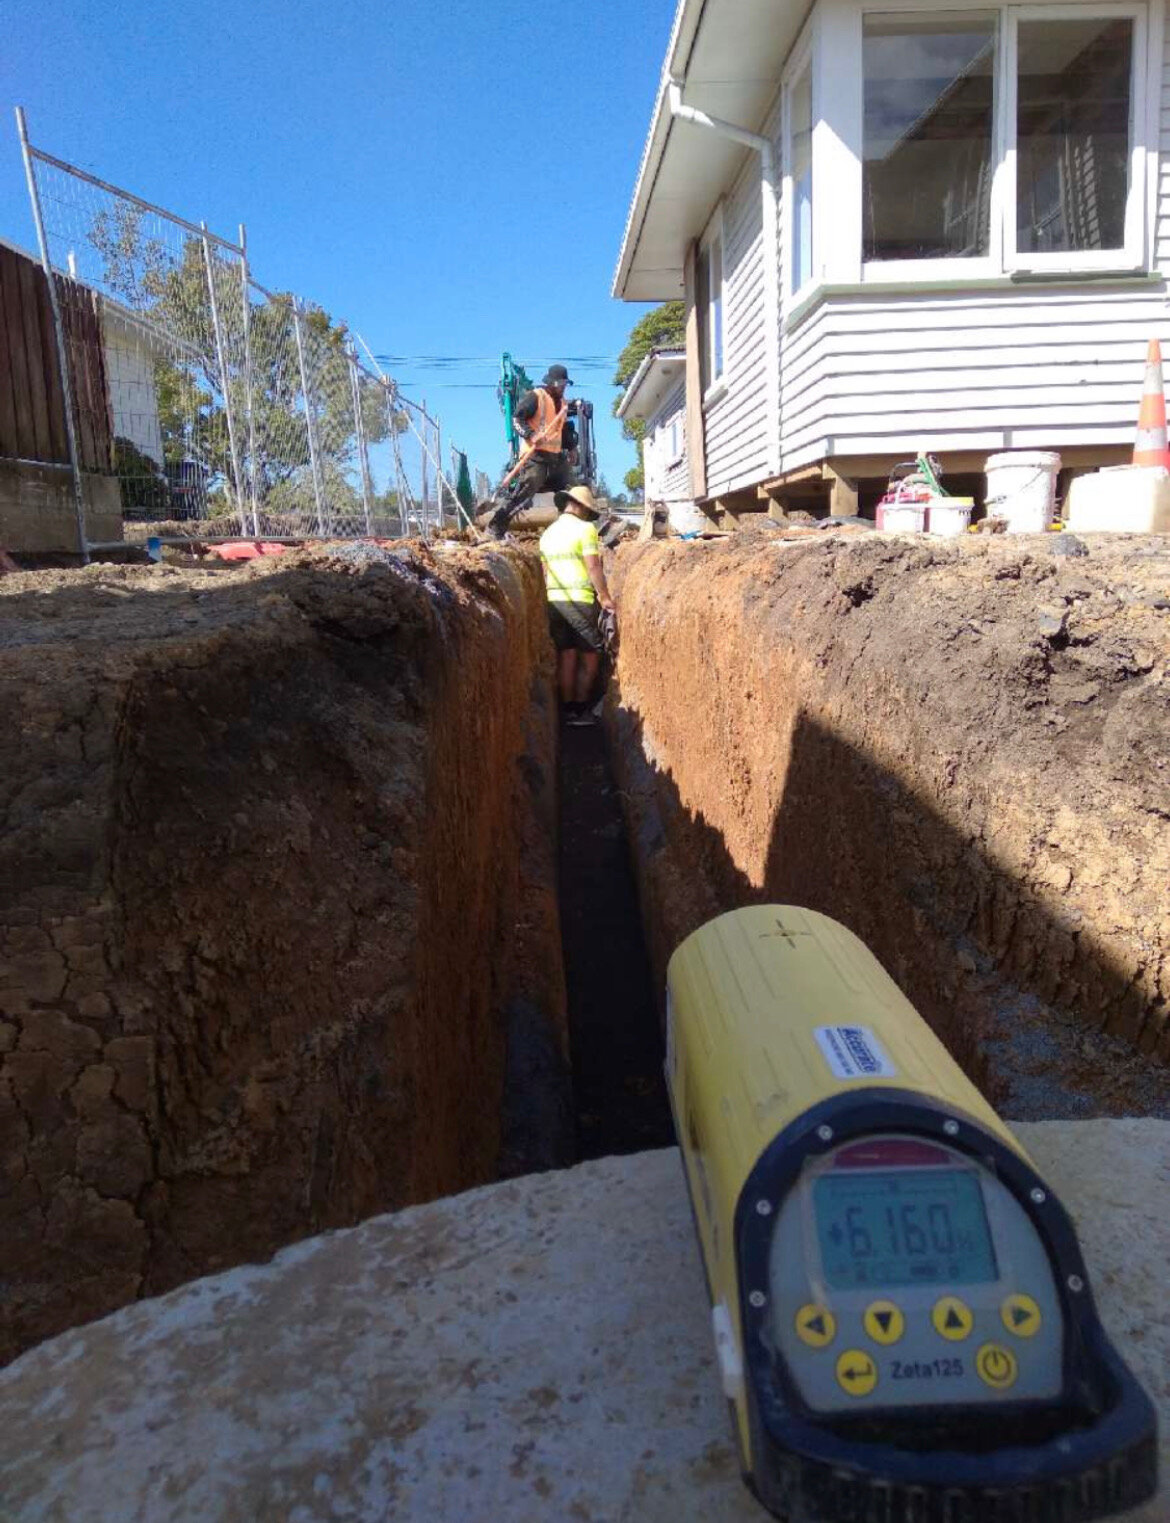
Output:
top-left (666, 905), bottom-right (1157, 1522)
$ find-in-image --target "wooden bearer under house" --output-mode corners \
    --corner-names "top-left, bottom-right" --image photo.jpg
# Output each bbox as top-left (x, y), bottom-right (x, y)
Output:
top-left (613, 0), bottom-right (1167, 525)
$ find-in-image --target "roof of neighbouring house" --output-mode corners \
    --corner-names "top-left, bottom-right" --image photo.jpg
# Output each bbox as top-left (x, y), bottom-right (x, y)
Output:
top-left (616, 348), bottom-right (686, 422)
top-left (612, 0), bottom-right (806, 302)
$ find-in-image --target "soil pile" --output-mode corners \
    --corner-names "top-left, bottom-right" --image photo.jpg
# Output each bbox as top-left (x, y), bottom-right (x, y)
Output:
top-left (608, 531), bottom-right (1170, 1114)
top-left (0, 543), bottom-right (565, 1361)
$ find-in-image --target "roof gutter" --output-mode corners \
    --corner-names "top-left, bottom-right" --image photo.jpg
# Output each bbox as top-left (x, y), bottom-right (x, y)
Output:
top-left (666, 78), bottom-right (782, 477)
top-left (616, 348), bottom-right (686, 420)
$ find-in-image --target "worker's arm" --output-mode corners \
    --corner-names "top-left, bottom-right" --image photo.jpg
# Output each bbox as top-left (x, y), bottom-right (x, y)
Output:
top-left (583, 554), bottom-right (614, 613)
top-left (513, 391), bottom-right (538, 439)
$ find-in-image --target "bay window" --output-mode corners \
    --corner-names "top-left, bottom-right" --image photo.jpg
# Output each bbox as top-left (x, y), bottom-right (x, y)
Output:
top-left (785, 0), bottom-right (1151, 303)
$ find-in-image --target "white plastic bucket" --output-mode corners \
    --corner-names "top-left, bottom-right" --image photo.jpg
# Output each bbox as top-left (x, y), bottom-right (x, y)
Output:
top-left (984, 452), bottom-right (1061, 533)
top-left (667, 500), bottom-right (710, 535)
top-left (881, 502), bottom-right (926, 533)
top-left (927, 498), bottom-right (973, 537)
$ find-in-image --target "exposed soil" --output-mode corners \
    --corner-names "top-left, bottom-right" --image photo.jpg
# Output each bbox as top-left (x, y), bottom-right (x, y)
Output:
top-left (607, 530), bottom-right (1170, 1117)
top-left (0, 543), bottom-right (566, 1362)
top-left (558, 718), bottom-right (674, 1159)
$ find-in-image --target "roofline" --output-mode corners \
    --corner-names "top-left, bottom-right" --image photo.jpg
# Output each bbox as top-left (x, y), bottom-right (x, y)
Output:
top-left (615, 348), bottom-right (686, 420)
top-left (611, 0), bottom-right (709, 301)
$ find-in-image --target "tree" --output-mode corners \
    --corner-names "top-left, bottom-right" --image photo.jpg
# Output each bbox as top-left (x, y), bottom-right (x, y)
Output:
top-left (90, 203), bottom-right (397, 510)
top-left (612, 301), bottom-right (685, 496)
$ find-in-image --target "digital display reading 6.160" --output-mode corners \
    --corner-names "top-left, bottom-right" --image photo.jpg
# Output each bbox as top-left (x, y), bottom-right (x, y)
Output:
top-left (813, 1169), bottom-right (998, 1290)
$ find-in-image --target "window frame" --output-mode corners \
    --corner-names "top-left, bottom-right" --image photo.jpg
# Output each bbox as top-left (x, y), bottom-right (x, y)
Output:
top-left (860, 5), bottom-right (1005, 282)
top-left (667, 410), bottom-right (684, 466)
top-left (698, 204), bottom-right (728, 404)
top-left (783, 27), bottom-right (818, 305)
top-left (1004, 1), bottom-right (1147, 273)
top-left (848, 0), bottom-right (1152, 284)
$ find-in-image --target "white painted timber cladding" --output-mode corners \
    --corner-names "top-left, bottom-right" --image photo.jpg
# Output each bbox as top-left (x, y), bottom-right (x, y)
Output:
top-left (703, 150), bottom-right (771, 496)
top-left (644, 380), bottom-right (691, 500)
top-left (778, 287), bottom-right (1170, 468)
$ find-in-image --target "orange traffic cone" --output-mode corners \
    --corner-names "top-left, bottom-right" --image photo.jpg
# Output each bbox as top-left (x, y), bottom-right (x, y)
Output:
top-left (1133, 339), bottom-right (1170, 468)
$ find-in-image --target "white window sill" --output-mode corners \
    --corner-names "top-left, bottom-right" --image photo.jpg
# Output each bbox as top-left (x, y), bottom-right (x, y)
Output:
top-left (784, 268), bottom-right (1163, 331)
top-left (702, 379), bottom-right (729, 411)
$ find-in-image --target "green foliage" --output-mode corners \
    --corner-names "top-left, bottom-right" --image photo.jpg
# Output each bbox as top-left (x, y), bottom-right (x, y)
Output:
top-left (612, 301), bottom-right (686, 391)
top-left (112, 435), bottom-right (169, 513)
top-left (612, 301), bottom-right (685, 501)
top-left (90, 204), bottom-right (400, 501)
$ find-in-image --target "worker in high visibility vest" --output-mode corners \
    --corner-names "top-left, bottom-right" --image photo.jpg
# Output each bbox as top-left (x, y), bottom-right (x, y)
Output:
top-left (488, 364), bottom-right (585, 538)
top-left (538, 484), bottom-right (615, 726)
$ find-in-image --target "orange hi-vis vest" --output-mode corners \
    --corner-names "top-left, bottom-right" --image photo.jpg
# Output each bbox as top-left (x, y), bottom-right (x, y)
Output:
top-left (520, 388), bottom-right (567, 457)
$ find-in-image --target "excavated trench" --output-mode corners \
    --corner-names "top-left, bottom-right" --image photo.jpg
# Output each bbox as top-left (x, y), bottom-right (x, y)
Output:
top-left (557, 721), bottom-right (672, 1160)
top-left (3, 526), bottom-right (1168, 1367)
top-left (605, 528), bottom-right (1170, 1119)
top-left (0, 543), bottom-right (576, 1363)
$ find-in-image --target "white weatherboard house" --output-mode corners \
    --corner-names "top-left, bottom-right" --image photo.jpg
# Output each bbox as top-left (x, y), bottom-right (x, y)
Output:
top-left (615, 346), bottom-right (706, 528)
top-left (613, 0), bottom-right (1168, 515)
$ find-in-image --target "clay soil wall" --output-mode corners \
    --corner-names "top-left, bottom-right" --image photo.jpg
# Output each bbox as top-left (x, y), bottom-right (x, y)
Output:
top-left (608, 532), bottom-right (1170, 1115)
top-left (0, 544), bottom-right (565, 1362)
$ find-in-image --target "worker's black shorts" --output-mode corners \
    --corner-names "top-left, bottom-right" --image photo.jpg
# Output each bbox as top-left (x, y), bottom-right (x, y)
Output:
top-left (548, 599), bottom-right (602, 653)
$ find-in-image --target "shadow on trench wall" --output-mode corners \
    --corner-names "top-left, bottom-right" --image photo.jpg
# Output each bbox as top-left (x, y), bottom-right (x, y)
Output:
top-left (609, 700), bottom-right (1170, 1121)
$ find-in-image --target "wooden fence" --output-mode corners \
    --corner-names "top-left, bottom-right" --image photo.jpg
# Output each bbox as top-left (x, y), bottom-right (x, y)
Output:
top-left (0, 242), bottom-right (112, 473)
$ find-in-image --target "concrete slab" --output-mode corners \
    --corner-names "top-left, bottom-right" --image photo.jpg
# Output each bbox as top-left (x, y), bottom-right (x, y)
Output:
top-left (0, 1121), bottom-right (1166, 1522)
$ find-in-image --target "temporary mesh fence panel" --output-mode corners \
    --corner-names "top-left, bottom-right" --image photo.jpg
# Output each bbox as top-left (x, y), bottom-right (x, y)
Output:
top-left (19, 123), bottom-right (467, 545)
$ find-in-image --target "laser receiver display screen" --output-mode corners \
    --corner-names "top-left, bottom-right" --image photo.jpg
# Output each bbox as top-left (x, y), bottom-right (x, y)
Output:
top-left (813, 1169), bottom-right (998, 1290)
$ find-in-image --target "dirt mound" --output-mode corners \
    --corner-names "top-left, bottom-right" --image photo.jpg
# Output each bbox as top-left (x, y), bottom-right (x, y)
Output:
top-left (608, 531), bottom-right (1170, 1114)
top-left (0, 542), bottom-right (565, 1361)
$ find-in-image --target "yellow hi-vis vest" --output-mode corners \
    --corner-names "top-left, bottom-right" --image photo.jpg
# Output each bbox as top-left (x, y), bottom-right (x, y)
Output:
top-left (520, 388), bottom-right (567, 457)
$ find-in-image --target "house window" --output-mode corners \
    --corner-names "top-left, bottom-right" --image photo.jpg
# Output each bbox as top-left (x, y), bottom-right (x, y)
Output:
top-left (791, 65), bottom-right (814, 289)
top-left (1015, 15), bottom-right (1133, 255)
top-left (863, 13), bottom-right (997, 262)
top-left (697, 218), bottom-right (725, 395)
top-left (849, 1), bottom-right (1148, 281)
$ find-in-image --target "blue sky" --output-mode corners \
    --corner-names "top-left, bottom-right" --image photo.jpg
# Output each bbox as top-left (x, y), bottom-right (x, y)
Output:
top-left (3, 0), bottom-right (675, 494)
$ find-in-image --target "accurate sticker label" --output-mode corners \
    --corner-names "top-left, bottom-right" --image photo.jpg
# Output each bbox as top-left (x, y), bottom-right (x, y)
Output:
top-left (815, 1025), bottom-right (896, 1080)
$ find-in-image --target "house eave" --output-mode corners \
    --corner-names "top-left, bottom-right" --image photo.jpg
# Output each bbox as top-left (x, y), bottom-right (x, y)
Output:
top-left (612, 0), bottom-right (805, 303)
top-left (616, 349), bottom-right (686, 421)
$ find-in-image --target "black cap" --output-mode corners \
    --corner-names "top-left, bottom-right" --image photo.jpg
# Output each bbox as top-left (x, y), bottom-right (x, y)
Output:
top-left (542, 364), bottom-right (572, 386)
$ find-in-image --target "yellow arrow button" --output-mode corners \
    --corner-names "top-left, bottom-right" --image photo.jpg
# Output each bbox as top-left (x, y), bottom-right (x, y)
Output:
top-left (864, 1300), bottom-right (905, 1346)
top-left (932, 1295), bottom-right (974, 1342)
top-left (795, 1303), bottom-right (836, 1349)
top-left (1001, 1294), bottom-right (1042, 1339)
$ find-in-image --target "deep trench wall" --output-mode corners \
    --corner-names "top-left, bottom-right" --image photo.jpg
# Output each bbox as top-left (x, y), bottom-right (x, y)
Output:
top-left (608, 532), bottom-right (1170, 1099)
top-left (0, 545), bottom-right (563, 1362)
